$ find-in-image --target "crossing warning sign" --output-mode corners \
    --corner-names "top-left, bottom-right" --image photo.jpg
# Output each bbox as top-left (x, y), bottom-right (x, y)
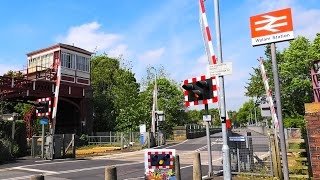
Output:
top-left (250, 8), bottom-right (294, 46)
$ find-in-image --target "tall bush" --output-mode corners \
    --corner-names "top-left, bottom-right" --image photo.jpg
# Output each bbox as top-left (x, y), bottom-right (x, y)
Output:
top-left (0, 120), bottom-right (27, 156)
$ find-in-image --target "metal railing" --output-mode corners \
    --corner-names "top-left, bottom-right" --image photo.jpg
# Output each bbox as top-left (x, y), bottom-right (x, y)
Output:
top-left (228, 135), bottom-right (273, 177)
top-left (88, 132), bottom-right (141, 147)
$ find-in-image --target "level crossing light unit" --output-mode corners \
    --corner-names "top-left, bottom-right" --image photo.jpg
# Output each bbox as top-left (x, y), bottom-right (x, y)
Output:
top-left (182, 78), bottom-right (215, 102)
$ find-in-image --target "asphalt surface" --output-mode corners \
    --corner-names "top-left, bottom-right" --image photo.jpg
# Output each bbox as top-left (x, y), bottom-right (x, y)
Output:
top-left (0, 131), bottom-right (269, 180)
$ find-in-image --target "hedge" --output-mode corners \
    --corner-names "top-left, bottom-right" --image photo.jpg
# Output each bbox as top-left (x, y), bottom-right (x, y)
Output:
top-left (0, 120), bottom-right (27, 157)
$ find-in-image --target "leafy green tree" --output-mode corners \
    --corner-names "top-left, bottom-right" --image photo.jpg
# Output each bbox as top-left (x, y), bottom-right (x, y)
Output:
top-left (236, 99), bottom-right (258, 126)
top-left (113, 68), bottom-right (141, 132)
top-left (245, 34), bottom-right (320, 127)
top-left (185, 110), bottom-right (201, 124)
top-left (91, 55), bottom-right (140, 132)
top-left (139, 76), bottom-right (186, 135)
top-left (210, 108), bottom-right (220, 126)
top-left (227, 110), bottom-right (237, 127)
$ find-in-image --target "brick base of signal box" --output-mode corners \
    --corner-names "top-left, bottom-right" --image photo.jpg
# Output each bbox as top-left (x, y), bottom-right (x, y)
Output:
top-left (305, 103), bottom-right (320, 179)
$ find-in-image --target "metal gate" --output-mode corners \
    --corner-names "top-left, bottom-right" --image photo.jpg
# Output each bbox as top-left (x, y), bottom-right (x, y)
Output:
top-left (31, 134), bottom-right (76, 159)
top-left (228, 134), bottom-right (273, 177)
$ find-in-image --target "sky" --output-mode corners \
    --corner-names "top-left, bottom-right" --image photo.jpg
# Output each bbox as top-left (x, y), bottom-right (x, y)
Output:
top-left (0, 0), bottom-right (319, 111)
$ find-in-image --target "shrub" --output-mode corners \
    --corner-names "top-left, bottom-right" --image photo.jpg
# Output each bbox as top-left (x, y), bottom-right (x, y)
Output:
top-left (0, 120), bottom-right (27, 157)
top-left (0, 138), bottom-right (13, 162)
top-left (78, 134), bottom-right (89, 146)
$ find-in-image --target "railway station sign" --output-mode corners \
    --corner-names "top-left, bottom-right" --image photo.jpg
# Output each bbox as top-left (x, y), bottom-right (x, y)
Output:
top-left (250, 8), bottom-right (294, 46)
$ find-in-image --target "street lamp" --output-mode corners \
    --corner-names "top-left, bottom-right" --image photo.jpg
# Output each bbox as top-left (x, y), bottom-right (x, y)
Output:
top-left (150, 67), bottom-right (158, 135)
top-left (10, 112), bottom-right (18, 140)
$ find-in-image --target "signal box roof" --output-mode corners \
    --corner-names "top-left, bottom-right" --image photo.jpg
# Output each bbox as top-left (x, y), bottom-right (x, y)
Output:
top-left (27, 43), bottom-right (93, 57)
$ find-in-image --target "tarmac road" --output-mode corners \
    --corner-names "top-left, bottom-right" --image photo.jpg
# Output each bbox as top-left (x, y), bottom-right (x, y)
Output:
top-left (0, 131), bottom-right (269, 179)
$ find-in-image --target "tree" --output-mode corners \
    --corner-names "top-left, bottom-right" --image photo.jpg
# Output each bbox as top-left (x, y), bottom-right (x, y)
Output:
top-left (185, 110), bottom-right (201, 124)
top-left (245, 34), bottom-right (320, 127)
top-left (113, 68), bottom-right (141, 132)
top-left (236, 99), bottom-right (260, 126)
top-left (91, 55), bottom-right (140, 132)
top-left (139, 69), bottom-right (186, 135)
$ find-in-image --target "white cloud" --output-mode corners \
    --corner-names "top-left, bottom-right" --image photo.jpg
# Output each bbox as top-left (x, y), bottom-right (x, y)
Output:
top-left (138, 47), bottom-right (165, 64)
top-left (107, 44), bottom-right (129, 58)
top-left (56, 22), bottom-right (122, 52)
top-left (186, 54), bottom-right (209, 77)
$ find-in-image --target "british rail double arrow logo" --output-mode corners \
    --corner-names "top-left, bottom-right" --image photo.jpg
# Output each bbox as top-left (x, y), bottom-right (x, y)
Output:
top-left (250, 8), bottom-right (294, 46)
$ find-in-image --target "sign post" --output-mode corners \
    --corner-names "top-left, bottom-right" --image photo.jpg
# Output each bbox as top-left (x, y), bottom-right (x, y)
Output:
top-left (249, 8), bottom-right (294, 180)
top-left (213, 0), bottom-right (232, 179)
top-left (40, 118), bottom-right (48, 159)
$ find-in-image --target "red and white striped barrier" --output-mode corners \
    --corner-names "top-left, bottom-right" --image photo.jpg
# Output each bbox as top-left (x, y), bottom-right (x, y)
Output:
top-left (199, 0), bottom-right (231, 127)
top-left (260, 57), bottom-right (279, 129)
top-left (51, 61), bottom-right (61, 133)
top-left (183, 75), bottom-right (218, 107)
top-left (199, 0), bottom-right (216, 65)
top-left (36, 97), bottom-right (51, 117)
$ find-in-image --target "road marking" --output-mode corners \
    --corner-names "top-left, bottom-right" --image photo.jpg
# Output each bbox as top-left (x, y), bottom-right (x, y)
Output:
top-left (159, 140), bottom-right (188, 149)
top-left (12, 159), bottom-right (88, 168)
top-left (2, 161), bottom-right (145, 180)
top-left (12, 167), bottom-right (57, 174)
top-left (195, 141), bottom-right (222, 152)
top-left (2, 175), bottom-right (36, 180)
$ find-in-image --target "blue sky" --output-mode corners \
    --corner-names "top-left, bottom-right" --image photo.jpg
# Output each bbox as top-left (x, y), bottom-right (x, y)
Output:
top-left (0, 0), bottom-right (319, 111)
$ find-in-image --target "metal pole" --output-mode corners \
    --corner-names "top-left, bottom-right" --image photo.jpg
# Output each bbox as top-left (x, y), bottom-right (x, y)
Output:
top-left (254, 107), bottom-right (257, 126)
top-left (151, 67), bottom-right (157, 144)
top-left (205, 104), bottom-right (213, 176)
top-left (41, 124), bottom-right (45, 159)
top-left (154, 69), bottom-right (159, 146)
top-left (213, 0), bottom-right (231, 179)
top-left (11, 119), bottom-right (15, 140)
top-left (157, 117), bottom-right (160, 146)
top-left (270, 42), bottom-right (289, 180)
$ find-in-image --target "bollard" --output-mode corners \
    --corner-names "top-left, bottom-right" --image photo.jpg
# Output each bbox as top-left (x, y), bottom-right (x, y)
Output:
top-left (193, 152), bottom-right (202, 180)
top-left (30, 175), bottom-right (44, 180)
top-left (175, 155), bottom-right (181, 180)
top-left (105, 166), bottom-right (117, 180)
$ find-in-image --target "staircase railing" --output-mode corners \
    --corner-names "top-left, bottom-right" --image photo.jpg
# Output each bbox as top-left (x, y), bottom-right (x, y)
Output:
top-left (23, 106), bottom-right (36, 139)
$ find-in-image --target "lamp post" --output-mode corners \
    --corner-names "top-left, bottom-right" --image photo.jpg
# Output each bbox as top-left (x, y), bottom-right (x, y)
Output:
top-left (11, 112), bottom-right (18, 140)
top-left (150, 67), bottom-right (158, 145)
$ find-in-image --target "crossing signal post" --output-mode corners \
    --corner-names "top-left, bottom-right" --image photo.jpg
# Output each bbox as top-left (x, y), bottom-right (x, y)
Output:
top-left (36, 97), bottom-right (51, 159)
top-left (36, 97), bottom-right (52, 117)
top-left (36, 101), bottom-right (49, 113)
top-left (182, 75), bottom-right (217, 176)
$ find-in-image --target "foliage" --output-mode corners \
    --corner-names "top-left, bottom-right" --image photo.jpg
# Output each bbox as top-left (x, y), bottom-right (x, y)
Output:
top-left (3, 70), bottom-right (24, 79)
top-left (139, 78), bottom-right (186, 135)
top-left (140, 65), bottom-right (170, 91)
top-left (14, 103), bottom-right (33, 119)
top-left (184, 108), bottom-right (221, 125)
top-left (113, 68), bottom-right (141, 132)
top-left (245, 34), bottom-right (320, 127)
top-left (283, 115), bottom-right (305, 129)
top-left (227, 110), bottom-right (237, 126)
top-left (0, 138), bottom-right (12, 162)
top-left (0, 120), bottom-right (27, 156)
top-left (78, 134), bottom-right (89, 146)
top-left (236, 99), bottom-right (261, 126)
top-left (91, 55), bottom-right (141, 132)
